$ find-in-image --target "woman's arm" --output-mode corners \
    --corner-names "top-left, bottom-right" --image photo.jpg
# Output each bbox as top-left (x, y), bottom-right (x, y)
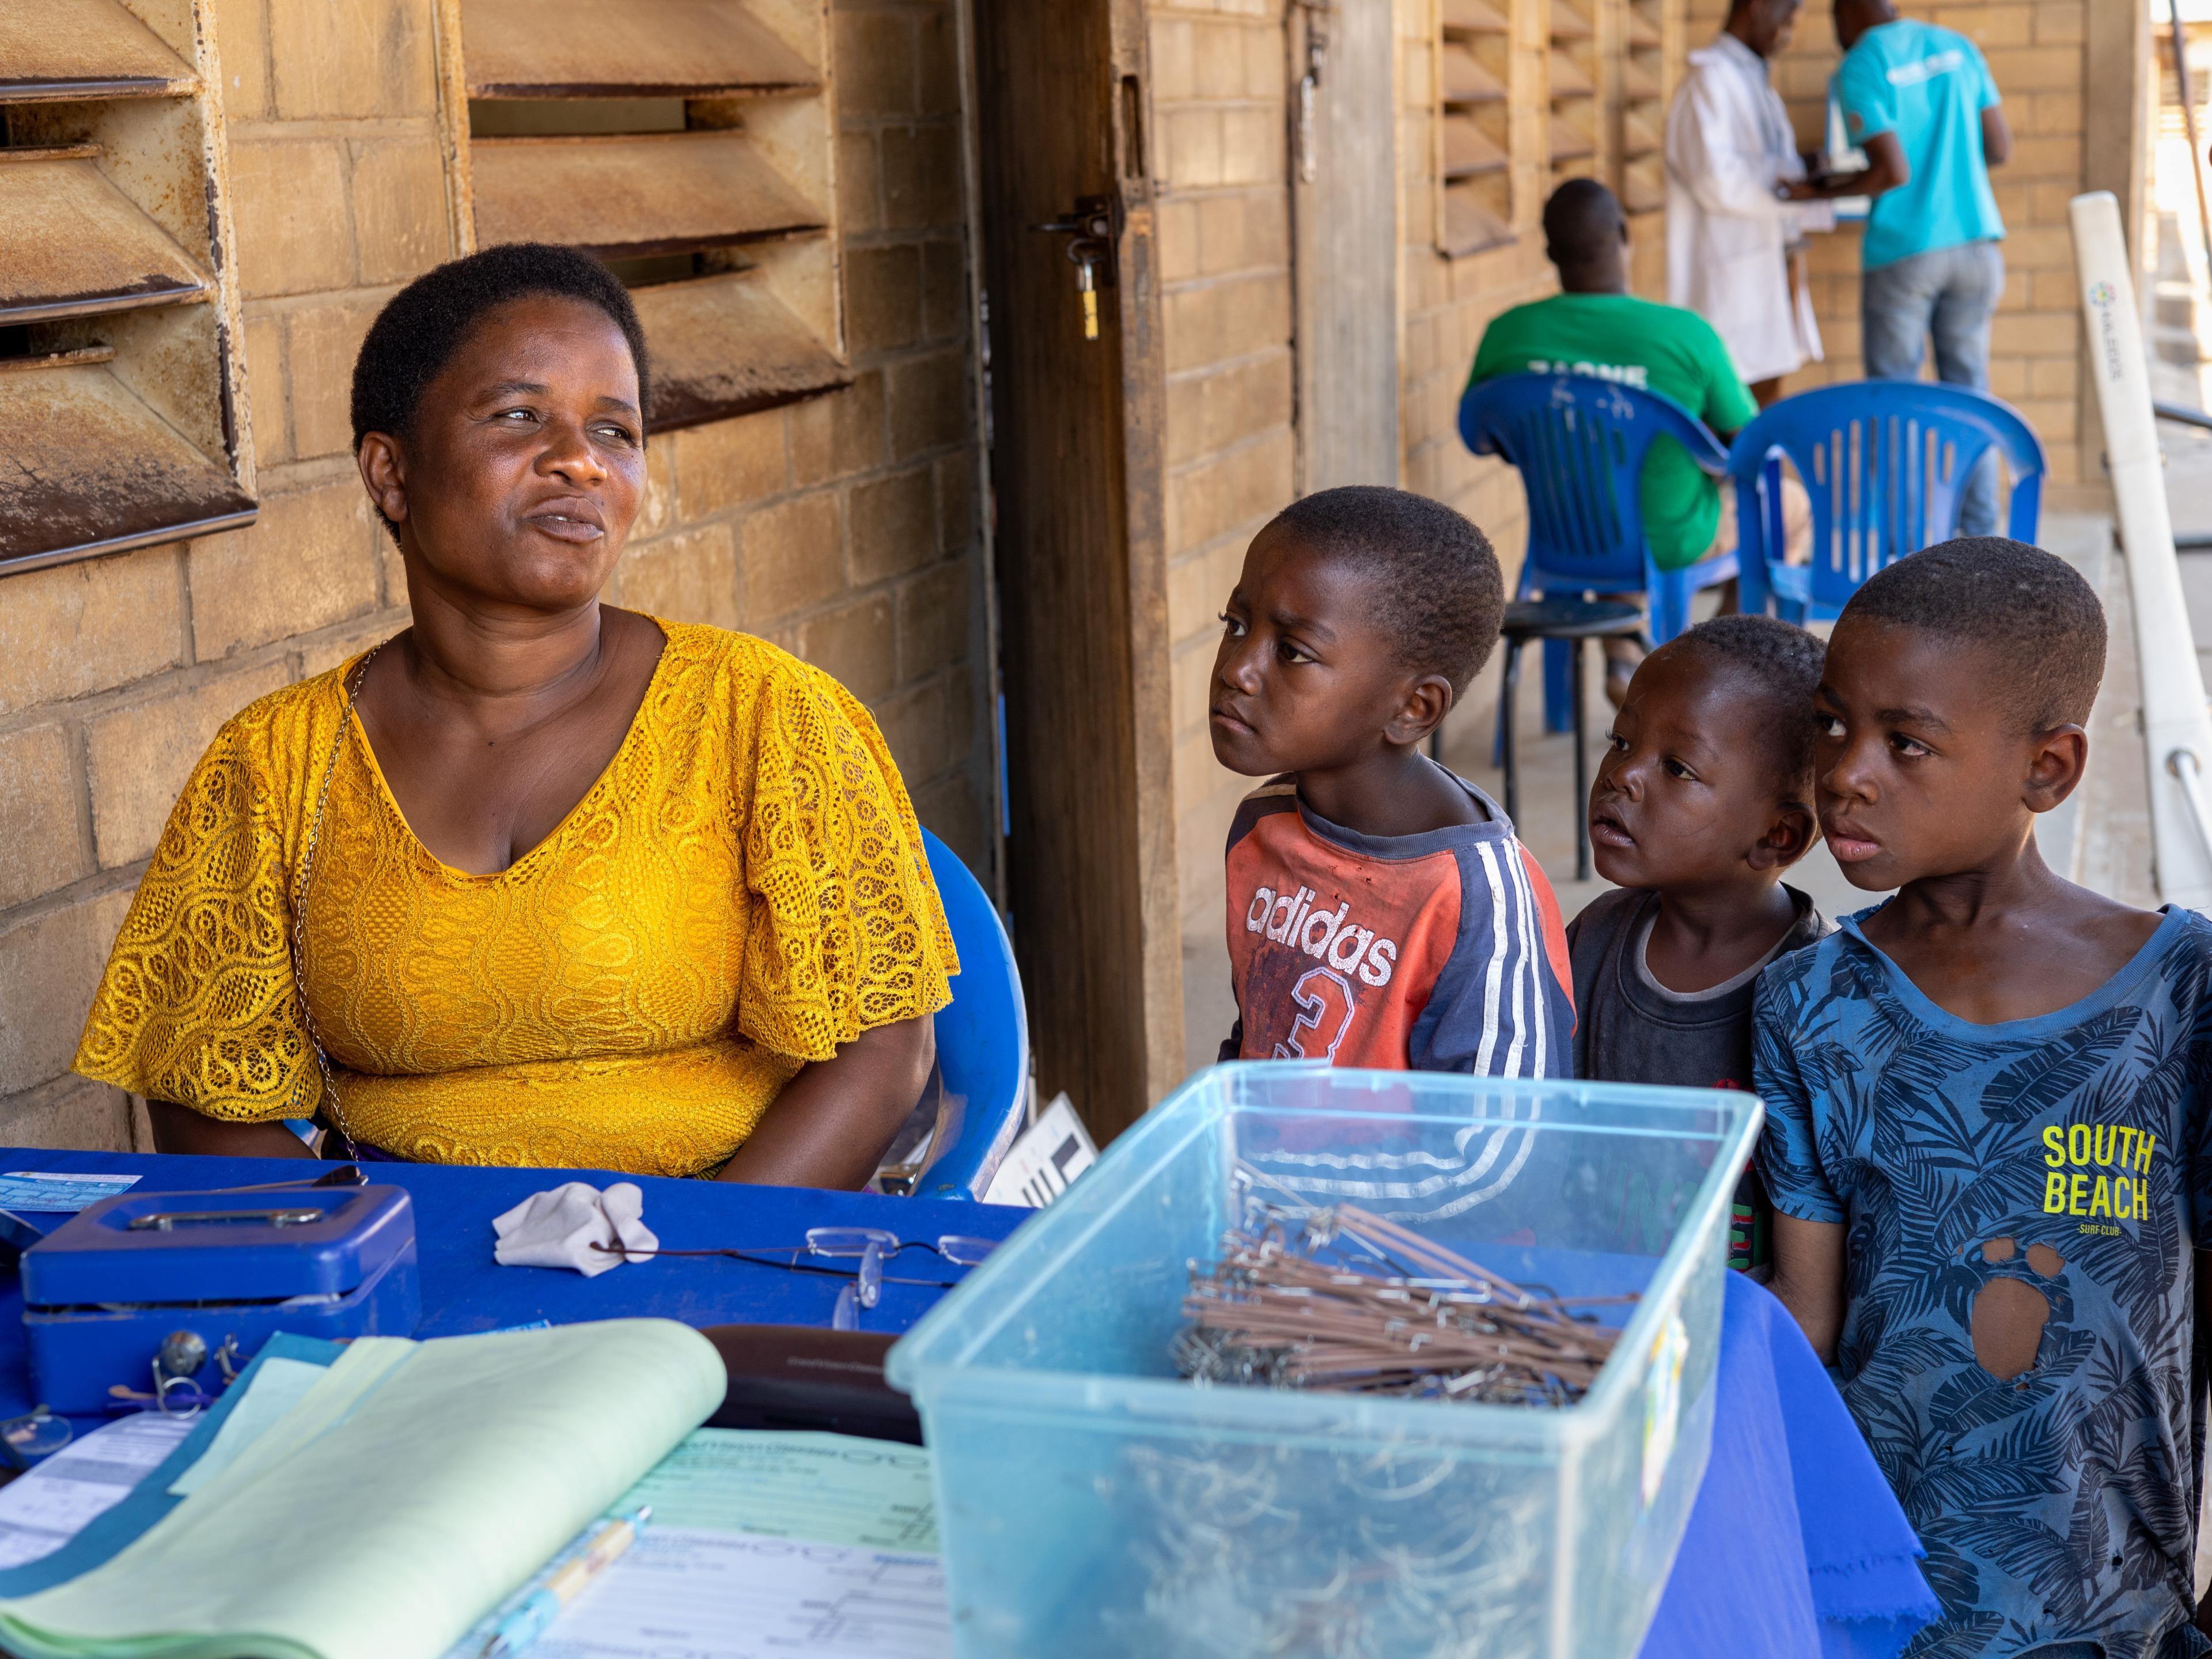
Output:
top-left (1769, 1213), bottom-right (1847, 1363)
top-left (146, 1100), bottom-right (318, 1158)
top-left (715, 1016), bottom-right (936, 1190)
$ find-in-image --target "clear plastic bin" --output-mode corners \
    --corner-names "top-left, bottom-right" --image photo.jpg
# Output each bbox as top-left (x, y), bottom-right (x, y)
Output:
top-left (886, 1062), bottom-right (1763, 1659)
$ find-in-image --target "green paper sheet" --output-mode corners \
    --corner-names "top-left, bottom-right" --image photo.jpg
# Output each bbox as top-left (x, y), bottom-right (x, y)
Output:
top-left (0, 1320), bottom-right (723, 1659)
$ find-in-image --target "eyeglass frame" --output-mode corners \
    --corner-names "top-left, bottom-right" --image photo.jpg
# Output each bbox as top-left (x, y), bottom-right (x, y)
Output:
top-left (589, 1227), bottom-right (998, 1297)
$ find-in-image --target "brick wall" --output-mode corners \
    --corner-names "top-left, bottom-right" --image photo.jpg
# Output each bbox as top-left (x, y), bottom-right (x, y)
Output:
top-left (1402, 0), bottom-right (1709, 786)
top-left (1154, 0), bottom-right (1685, 936)
top-left (1400, 0), bottom-right (1582, 762)
top-left (1400, 0), bottom-right (1564, 579)
top-left (1686, 0), bottom-right (2095, 492)
top-left (1149, 0), bottom-right (1300, 929)
top-left (0, 0), bottom-right (987, 1150)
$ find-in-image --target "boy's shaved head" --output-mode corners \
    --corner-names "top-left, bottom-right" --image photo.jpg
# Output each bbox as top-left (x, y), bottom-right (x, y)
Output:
top-left (1268, 486), bottom-right (1505, 693)
top-left (1662, 615), bottom-right (1825, 801)
top-left (1842, 538), bottom-right (2105, 730)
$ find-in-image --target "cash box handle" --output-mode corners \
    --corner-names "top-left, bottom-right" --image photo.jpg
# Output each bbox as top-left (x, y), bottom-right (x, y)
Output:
top-left (125, 1208), bottom-right (323, 1232)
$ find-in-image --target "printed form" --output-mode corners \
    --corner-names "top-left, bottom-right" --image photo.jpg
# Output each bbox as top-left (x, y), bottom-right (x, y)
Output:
top-left (537, 1531), bottom-right (950, 1659)
top-left (441, 1429), bottom-right (953, 1659)
top-left (0, 1416), bottom-right (192, 1568)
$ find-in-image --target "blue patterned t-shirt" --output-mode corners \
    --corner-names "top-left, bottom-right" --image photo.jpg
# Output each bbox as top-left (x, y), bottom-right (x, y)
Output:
top-left (1755, 906), bottom-right (2212, 1659)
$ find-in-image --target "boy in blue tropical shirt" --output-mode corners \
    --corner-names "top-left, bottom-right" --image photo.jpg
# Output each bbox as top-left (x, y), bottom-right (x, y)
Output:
top-left (1756, 539), bottom-right (2212, 1657)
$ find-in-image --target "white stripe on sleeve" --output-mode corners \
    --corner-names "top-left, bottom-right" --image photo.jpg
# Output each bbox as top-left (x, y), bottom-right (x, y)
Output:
top-left (1509, 841), bottom-right (1548, 1080)
top-left (1473, 840), bottom-right (1509, 1074)
top-left (1498, 834), bottom-right (1534, 1080)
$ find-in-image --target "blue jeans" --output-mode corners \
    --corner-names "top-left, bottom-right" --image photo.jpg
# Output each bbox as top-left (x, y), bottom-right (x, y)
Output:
top-left (1861, 240), bottom-right (2007, 536)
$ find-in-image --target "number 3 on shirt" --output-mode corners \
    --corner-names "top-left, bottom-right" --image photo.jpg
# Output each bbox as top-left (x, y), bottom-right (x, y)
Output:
top-left (1272, 967), bottom-right (1357, 1061)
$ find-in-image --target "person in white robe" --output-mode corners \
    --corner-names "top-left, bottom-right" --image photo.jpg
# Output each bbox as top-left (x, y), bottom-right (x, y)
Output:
top-left (1665, 0), bottom-right (1834, 404)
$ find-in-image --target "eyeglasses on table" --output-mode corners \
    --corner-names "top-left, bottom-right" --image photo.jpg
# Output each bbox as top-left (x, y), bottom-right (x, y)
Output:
top-left (592, 1227), bottom-right (999, 1330)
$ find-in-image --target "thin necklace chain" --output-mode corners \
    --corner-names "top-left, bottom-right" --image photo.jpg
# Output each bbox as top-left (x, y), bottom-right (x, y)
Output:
top-left (287, 641), bottom-right (390, 1156)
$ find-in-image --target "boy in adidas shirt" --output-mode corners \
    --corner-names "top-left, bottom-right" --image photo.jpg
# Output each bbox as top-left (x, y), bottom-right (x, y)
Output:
top-left (1212, 487), bottom-right (1573, 1075)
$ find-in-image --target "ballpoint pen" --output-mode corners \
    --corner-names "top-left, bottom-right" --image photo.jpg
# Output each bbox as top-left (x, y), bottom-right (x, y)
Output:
top-left (482, 1504), bottom-right (650, 1658)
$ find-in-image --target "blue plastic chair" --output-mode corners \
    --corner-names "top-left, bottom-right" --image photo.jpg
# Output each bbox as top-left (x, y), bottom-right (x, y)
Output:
top-left (912, 828), bottom-right (1030, 1200)
top-left (1728, 380), bottom-right (2045, 623)
top-left (1459, 372), bottom-right (1737, 732)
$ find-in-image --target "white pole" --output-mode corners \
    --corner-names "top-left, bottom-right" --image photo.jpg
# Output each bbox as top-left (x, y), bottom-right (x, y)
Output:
top-left (2069, 190), bottom-right (2212, 910)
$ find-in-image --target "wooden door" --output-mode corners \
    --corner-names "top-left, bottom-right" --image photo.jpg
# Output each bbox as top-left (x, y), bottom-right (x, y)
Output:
top-left (1291, 0), bottom-right (1400, 490)
top-left (970, 0), bottom-right (1182, 1141)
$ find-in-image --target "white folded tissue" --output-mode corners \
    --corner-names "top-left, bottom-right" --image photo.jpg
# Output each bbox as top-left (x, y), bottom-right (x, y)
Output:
top-left (491, 1181), bottom-right (658, 1277)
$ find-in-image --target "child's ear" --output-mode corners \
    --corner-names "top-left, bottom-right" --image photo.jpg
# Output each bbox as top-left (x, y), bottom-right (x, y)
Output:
top-left (1747, 801), bottom-right (1819, 872)
top-left (1384, 674), bottom-right (1456, 749)
top-left (2023, 725), bottom-right (2089, 814)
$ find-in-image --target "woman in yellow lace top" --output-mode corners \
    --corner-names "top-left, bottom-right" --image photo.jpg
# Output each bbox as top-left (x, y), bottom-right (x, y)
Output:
top-left (73, 245), bottom-right (956, 1183)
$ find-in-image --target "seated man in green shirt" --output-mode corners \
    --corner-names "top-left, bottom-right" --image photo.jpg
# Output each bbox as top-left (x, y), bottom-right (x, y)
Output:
top-left (1469, 179), bottom-right (1807, 702)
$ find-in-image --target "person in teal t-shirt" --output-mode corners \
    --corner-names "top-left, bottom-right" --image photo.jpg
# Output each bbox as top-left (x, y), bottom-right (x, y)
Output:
top-left (1469, 180), bottom-right (1802, 703)
top-left (1797, 0), bottom-right (2012, 535)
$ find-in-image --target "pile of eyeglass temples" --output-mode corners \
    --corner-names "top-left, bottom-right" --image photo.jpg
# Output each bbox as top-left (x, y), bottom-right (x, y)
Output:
top-left (592, 1226), bottom-right (999, 1330)
top-left (1173, 1205), bottom-right (1635, 1407)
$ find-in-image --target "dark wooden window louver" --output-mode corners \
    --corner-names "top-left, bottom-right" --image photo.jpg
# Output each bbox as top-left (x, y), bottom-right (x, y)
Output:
top-left (450, 0), bottom-right (851, 434)
top-left (1438, 0), bottom-right (1514, 259)
top-left (0, 0), bottom-right (255, 578)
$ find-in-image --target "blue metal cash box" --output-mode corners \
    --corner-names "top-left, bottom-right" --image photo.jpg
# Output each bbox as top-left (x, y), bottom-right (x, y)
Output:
top-left (20, 1186), bottom-right (420, 1413)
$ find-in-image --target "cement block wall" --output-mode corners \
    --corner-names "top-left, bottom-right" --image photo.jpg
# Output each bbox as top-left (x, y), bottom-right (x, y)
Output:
top-left (1684, 0), bottom-right (2099, 493)
top-left (1158, 0), bottom-right (2115, 955)
top-left (1159, 0), bottom-right (1685, 944)
top-left (0, 0), bottom-right (989, 1149)
top-left (1149, 0), bottom-right (1301, 942)
top-left (3, 0), bottom-right (2122, 1146)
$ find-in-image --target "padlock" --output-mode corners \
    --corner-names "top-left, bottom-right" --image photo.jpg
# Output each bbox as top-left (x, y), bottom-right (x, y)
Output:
top-left (156, 1329), bottom-right (207, 1381)
top-left (1069, 244), bottom-right (1100, 342)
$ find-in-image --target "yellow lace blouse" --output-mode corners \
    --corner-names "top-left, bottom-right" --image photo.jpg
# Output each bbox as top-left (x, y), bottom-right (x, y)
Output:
top-left (73, 622), bottom-right (957, 1177)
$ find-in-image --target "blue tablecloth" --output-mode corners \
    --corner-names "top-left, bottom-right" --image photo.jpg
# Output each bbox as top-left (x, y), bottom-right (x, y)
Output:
top-left (0, 1149), bottom-right (1027, 1419)
top-left (1644, 1272), bottom-right (1941, 1658)
top-left (0, 1149), bottom-right (1936, 1653)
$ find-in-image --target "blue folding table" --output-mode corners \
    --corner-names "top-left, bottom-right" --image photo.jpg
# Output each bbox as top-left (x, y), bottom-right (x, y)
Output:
top-left (0, 1148), bottom-right (1934, 1656)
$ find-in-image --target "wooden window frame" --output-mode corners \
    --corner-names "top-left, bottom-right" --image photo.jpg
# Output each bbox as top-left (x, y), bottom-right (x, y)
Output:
top-left (431, 0), bottom-right (850, 435)
top-left (1618, 0), bottom-right (1669, 217)
top-left (0, 0), bottom-right (255, 579)
top-left (1435, 0), bottom-right (1516, 259)
top-left (1547, 0), bottom-right (1601, 192)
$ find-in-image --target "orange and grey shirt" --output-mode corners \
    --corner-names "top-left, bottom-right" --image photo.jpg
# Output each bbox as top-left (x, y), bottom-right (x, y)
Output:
top-left (1219, 772), bottom-right (1574, 1075)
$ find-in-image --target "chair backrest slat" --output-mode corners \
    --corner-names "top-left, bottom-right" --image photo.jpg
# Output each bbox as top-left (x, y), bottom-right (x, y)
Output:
top-left (1724, 380), bottom-right (2047, 618)
top-left (1458, 372), bottom-right (1728, 593)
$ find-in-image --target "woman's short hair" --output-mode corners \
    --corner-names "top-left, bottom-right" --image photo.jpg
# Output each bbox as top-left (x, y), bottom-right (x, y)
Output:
top-left (349, 242), bottom-right (651, 448)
